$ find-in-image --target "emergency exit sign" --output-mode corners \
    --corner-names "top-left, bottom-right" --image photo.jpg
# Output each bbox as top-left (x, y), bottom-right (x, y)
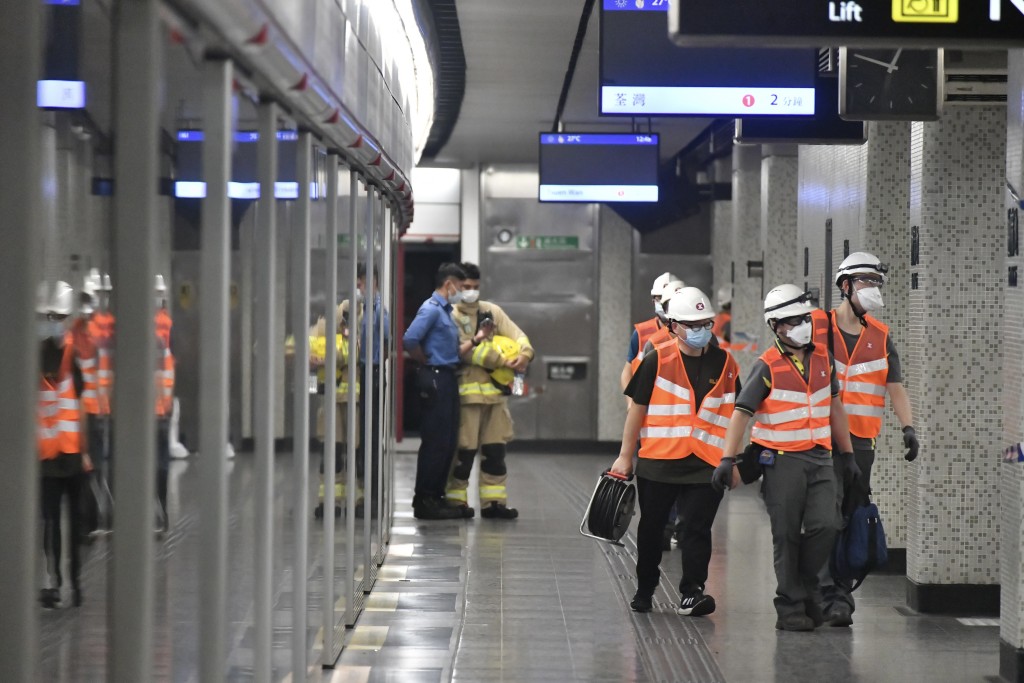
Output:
top-left (514, 236), bottom-right (579, 250)
top-left (668, 0), bottom-right (1024, 47)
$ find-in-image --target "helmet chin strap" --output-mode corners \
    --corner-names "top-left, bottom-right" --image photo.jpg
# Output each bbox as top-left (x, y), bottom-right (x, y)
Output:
top-left (842, 281), bottom-right (868, 326)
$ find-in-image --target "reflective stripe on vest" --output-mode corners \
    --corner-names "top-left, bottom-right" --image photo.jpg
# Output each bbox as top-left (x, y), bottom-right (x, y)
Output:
top-left (479, 484), bottom-right (507, 502)
top-left (38, 343), bottom-right (83, 459)
top-left (811, 309), bottom-right (888, 439)
top-left (751, 344), bottom-right (832, 452)
top-left (459, 381), bottom-right (505, 397)
top-left (638, 344), bottom-right (739, 466)
top-left (630, 318), bottom-right (662, 373)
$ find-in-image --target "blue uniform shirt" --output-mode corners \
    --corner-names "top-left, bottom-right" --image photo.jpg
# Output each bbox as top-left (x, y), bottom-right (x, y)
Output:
top-left (402, 292), bottom-right (460, 367)
top-left (359, 293), bottom-right (390, 365)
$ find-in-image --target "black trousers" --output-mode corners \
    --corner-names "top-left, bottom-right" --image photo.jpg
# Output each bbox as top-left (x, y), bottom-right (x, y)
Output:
top-left (414, 366), bottom-right (459, 501)
top-left (156, 420), bottom-right (170, 518)
top-left (356, 365), bottom-right (383, 493)
top-left (635, 477), bottom-right (724, 597)
top-left (42, 474), bottom-right (84, 590)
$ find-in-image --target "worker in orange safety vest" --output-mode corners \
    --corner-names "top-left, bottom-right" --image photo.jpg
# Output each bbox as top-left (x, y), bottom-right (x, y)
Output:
top-left (717, 284), bottom-right (857, 632)
top-left (610, 287), bottom-right (740, 619)
top-left (810, 252), bottom-right (918, 627)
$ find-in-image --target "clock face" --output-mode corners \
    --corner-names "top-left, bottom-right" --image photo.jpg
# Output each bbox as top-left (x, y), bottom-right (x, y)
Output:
top-left (839, 48), bottom-right (942, 121)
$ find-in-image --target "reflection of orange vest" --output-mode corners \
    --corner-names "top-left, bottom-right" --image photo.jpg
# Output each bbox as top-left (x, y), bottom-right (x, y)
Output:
top-left (630, 318), bottom-right (662, 373)
top-left (638, 345), bottom-right (739, 467)
top-left (712, 311), bottom-right (731, 349)
top-left (38, 338), bottom-right (83, 459)
top-left (811, 309), bottom-right (888, 439)
top-left (155, 310), bottom-right (175, 417)
top-left (751, 345), bottom-right (832, 452)
top-left (90, 311), bottom-right (115, 415)
top-left (71, 318), bottom-right (99, 415)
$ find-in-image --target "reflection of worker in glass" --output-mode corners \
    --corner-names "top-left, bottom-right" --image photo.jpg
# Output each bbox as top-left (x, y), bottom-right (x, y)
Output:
top-left (287, 304), bottom-right (359, 519)
top-left (355, 263), bottom-right (390, 518)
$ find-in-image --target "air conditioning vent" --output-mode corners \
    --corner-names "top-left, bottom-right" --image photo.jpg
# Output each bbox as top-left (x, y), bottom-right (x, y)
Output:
top-left (944, 50), bottom-right (1007, 106)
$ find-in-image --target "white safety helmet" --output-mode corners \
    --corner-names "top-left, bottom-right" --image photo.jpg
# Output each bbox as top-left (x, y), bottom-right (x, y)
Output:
top-left (659, 279), bottom-right (686, 301)
top-left (716, 286), bottom-right (732, 307)
top-left (155, 274), bottom-right (167, 293)
top-left (665, 287), bottom-right (716, 322)
top-left (650, 271), bottom-right (680, 298)
top-left (83, 268), bottom-right (102, 298)
top-left (763, 284), bottom-right (815, 324)
top-left (835, 251), bottom-right (889, 287)
top-left (37, 281), bottom-right (74, 316)
top-left (101, 273), bottom-right (113, 291)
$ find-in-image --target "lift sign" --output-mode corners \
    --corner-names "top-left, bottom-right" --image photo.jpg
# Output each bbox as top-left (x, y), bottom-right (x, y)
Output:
top-left (548, 362), bottom-right (587, 381)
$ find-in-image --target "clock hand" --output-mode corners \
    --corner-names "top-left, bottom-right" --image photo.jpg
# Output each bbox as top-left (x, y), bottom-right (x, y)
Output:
top-left (885, 48), bottom-right (903, 74)
top-left (852, 53), bottom-right (899, 71)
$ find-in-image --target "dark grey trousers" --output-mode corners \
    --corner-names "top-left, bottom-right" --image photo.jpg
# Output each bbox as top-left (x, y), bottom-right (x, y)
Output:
top-left (820, 446), bottom-right (876, 613)
top-left (761, 454), bottom-right (838, 618)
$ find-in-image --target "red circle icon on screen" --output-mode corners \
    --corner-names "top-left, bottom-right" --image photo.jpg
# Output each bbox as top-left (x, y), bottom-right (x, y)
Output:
top-left (742, 95), bottom-right (755, 108)
top-left (618, 190), bottom-right (625, 196)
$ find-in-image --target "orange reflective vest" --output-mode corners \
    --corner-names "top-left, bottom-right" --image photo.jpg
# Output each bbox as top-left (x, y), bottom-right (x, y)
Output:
top-left (712, 311), bottom-right (731, 349)
top-left (38, 337), bottom-right (84, 459)
top-left (71, 317), bottom-right (99, 415)
top-left (751, 344), bottom-right (833, 452)
top-left (638, 344), bottom-right (740, 467)
top-left (155, 310), bottom-right (175, 417)
top-left (90, 311), bottom-right (115, 415)
top-left (811, 309), bottom-right (888, 439)
top-left (630, 317), bottom-right (663, 373)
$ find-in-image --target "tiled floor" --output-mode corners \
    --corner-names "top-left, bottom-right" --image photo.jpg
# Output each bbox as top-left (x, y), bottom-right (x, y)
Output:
top-left (38, 445), bottom-right (1001, 682)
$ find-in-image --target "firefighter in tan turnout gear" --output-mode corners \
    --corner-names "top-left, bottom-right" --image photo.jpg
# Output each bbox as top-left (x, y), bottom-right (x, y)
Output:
top-left (446, 262), bottom-right (534, 519)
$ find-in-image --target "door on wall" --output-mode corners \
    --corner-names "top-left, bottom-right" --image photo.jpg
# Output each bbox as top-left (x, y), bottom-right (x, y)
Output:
top-left (400, 242), bottom-right (460, 436)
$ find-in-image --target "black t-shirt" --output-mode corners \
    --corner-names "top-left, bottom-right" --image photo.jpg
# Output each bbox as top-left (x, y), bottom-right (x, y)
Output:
top-left (624, 343), bottom-right (736, 484)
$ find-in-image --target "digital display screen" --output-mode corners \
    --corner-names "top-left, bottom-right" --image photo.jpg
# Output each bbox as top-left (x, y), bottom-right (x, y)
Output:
top-left (37, 80), bottom-right (86, 109)
top-left (600, 1), bottom-right (816, 116)
top-left (174, 130), bottom-right (301, 199)
top-left (538, 133), bottom-right (659, 203)
top-left (735, 77), bottom-right (866, 145)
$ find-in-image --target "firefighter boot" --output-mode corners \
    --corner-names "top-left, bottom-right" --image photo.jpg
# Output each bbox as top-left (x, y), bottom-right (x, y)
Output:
top-left (479, 443), bottom-right (517, 519)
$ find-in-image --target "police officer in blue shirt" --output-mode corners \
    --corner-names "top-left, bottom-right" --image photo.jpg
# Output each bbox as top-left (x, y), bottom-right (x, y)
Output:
top-left (403, 262), bottom-right (474, 520)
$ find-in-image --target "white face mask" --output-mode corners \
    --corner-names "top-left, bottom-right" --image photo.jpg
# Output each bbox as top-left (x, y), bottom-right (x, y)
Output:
top-left (654, 300), bottom-right (664, 316)
top-left (785, 320), bottom-right (813, 347)
top-left (461, 289), bottom-right (480, 304)
top-left (855, 286), bottom-right (884, 312)
top-left (446, 285), bottom-right (462, 305)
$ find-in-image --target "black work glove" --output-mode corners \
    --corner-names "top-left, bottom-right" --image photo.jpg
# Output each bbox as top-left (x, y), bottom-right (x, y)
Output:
top-left (902, 426), bottom-right (919, 462)
top-left (838, 451), bottom-right (861, 482)
top-left (711, 457), bottom-right (735, 492)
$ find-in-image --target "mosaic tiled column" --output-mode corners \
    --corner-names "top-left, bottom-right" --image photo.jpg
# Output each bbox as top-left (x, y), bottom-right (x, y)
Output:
top-left (731, 144), bottom-right (762, 372)
top-left (711, 156), bottom-right (733, 310)
top-left (597, 207), bottom-right (634, 441)
top-left (1001, 49), bottom-right (1024, 683)
top-left (905, 106), bottom-right (1006, 614)
top-left (759, 147), bottom-right (798, 352)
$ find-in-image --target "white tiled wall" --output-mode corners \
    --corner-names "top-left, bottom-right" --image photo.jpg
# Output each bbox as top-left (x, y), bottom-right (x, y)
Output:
top-left (796, 123), bottom-right (913, 546)
top-left (760, 153), bottom-right (799, 352)
top-left (906, 107), bottom-right (1006, 585)
top-left (1002, 51), bottom-right (1024, 650)
top-left (598, 207), bottom-right (634, 442)
top-left (731, 145), bottom-right (763, 372)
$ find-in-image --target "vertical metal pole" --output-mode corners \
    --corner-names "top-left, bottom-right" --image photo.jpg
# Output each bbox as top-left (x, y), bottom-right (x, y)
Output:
top-left (377, 193), bottom-right (389, 549)
top-left (344, 172), bottom-right (359, 624)
top-left (363, 184), bottom-right (376, 580)
top-left (198, 57), bottom-right (232, 683)
top-left (0, 1), bottom-right (41, 680)
top-left (291, 132), bottom-right (313, 679)
top-left (111, 0), bottom-right (161, 680)
top-left (322, 154), bottom-right (339, 661)
top-left (253, 100), bottom-right (279, 683)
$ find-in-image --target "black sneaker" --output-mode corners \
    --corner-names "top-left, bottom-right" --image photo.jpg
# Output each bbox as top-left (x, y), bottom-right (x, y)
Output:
top-left (775, 613), bottom-right (815, 631)
top-left (630, 590), bottom-right (653, 613)
top-left (826, 603), bottom-right (853, 627)
top-left (805, 599), bottom-right (825, 627)
top-left (40, 588), bottom-right (60, 610)
top-left (413, 498), bottom-right (467, 520)
top-left (677, 592), bottom-right (716, 617)
top-left (480, 502), bottom-right (518, 519)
